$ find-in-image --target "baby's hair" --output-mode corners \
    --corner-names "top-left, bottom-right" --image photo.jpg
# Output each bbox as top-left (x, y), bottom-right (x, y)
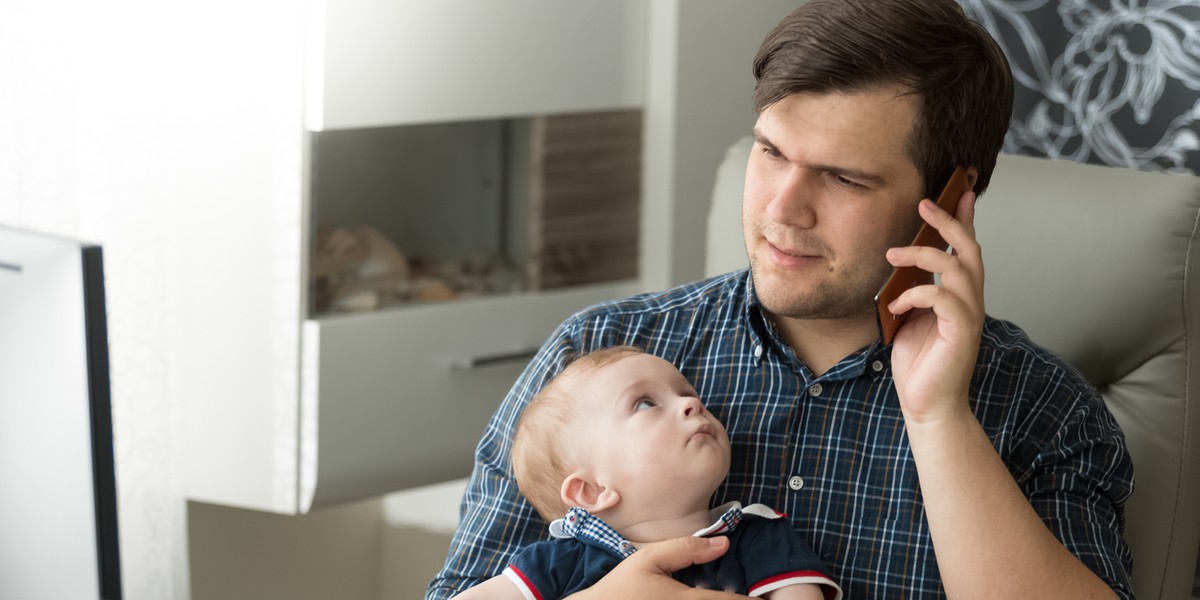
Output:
top-left (511, 345), bottom-right (644, 521)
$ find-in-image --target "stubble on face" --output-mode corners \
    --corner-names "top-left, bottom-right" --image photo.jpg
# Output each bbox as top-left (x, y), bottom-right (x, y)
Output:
top-left (746, 217), bottom-right (920, 321)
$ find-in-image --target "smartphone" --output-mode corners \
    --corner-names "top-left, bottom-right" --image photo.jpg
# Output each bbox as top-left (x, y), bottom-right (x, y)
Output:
top-left (874, 166), bottom-right (971, 344)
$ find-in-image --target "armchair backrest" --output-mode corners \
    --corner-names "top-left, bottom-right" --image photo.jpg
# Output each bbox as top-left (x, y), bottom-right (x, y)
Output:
top-left (705, 138), bottom-right (1200, 599)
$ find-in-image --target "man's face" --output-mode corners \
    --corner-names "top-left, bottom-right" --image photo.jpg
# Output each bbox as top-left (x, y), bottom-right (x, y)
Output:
top-left (743, 87), bottom-right (927, 322)
top-left (572, 354), bottom-right (731, 509)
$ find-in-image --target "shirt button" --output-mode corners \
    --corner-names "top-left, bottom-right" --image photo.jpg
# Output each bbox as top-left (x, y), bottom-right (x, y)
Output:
top-left (619, 541), bottom-right (634, 553)
top-left (753, 345), bottom-right (763, 359)
top-left (871, 359), bottom-right (885, 372)
top-left (788, 475), bottom-right (804, 491)
top-left (808, 383), bottom-right (823, 397)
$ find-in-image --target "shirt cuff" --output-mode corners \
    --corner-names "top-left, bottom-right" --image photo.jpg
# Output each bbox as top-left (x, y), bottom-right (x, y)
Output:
top-left (748, 570), bottom-right (843, 600)
top-left (502, 565), bottom-right (544, 600)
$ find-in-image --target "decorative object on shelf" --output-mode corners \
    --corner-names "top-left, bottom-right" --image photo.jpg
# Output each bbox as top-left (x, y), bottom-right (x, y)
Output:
top-left (311, 225), bottom-right (525, 313)
top-left (308, 109), bottom-right (643, 316)
top-left (312, 225), bottom-right (410, 312)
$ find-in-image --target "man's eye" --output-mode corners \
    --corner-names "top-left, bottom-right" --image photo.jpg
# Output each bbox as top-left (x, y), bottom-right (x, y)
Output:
top-left (837, 176), bottom-right (862, 188)
top-left (634, 398), bottom-right (657, 411)
top-left (827, 172), bottom-right (864, 190)
top-left (759, 145), bottom-right (782, 159)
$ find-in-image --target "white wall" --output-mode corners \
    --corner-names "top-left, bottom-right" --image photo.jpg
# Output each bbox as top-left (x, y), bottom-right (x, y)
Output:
top-left (641, 0), bottom-right (799, 289)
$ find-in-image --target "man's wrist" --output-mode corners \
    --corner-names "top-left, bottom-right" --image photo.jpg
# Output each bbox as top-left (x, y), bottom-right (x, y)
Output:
top-left (899, 394), bottom-right (975, 432)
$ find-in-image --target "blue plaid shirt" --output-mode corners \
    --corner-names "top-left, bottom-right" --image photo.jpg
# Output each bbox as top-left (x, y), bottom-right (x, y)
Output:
top-left (427, 269), bottom-right (1134, 600)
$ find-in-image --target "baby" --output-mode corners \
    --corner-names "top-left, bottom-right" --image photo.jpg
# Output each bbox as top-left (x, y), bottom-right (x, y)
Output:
top-left (452, 346), bottom-right (841, 599)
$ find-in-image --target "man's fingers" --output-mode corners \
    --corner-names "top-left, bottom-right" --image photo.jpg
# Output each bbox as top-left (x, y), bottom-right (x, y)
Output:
top-left (955, 188), bottom-right (977, 239)
top-left (564, 536), bottom-right (739, 600)
top-left (633, 536), bottom-right (731, 575)
top-left (919, 194), bottom-right (981, 263)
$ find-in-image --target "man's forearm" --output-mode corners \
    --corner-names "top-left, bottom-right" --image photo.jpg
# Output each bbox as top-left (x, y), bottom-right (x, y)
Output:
top-left (905, 405), bottom-right (1117, 599)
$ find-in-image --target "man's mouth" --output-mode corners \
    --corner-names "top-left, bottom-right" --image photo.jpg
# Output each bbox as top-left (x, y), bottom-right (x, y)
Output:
top-left (770, 242), bottom-right (814, 258)
top-left (767, 241), bottom-right (825, 268)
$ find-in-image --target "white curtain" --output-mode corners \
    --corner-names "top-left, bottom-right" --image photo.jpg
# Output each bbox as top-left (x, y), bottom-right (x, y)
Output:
top-left (0, 2), bottom-right (305, 598)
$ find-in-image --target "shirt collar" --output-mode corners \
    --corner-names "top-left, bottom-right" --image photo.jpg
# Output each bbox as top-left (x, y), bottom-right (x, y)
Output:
top-left (548, 502), bottom-right (784, 559)
top-left (548, 507), bottom-right (636, 558)
top-left (744, 272), bottom-right (889, 381)
top-left (741, 271), bottom-right (771, 363)
top-left (692, 501), bottom-right (784, 536)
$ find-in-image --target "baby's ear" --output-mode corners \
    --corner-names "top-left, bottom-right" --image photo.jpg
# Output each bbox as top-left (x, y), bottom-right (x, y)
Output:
top-left (561, 472), bottom-right (620, 513)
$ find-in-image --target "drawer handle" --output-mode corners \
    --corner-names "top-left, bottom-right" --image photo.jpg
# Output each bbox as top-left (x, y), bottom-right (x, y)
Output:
top-left (453, 348), bottom-right (540, 370)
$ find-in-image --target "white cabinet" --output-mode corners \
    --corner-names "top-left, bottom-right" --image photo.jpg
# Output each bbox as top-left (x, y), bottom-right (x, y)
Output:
top-left (183, 0), bottom-right (798, 516)
top-left (298, 0), bottom-right (651, 512)
top-left (307, 0), bottom-right (646, 130)
top-left (186, 0), bottom-right (647, 515)
top-left (298, 282), bottom-right (635, 511)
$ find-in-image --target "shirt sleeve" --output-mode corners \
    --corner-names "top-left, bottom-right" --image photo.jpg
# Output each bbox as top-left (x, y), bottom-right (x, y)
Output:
top-left (425, 318), bottom-right (582, 600)
top-left (977, 337), bottom-right (1136, 600)
top-left (736, 519), bottom-right (842, 600)
top-left (502, 540), bottom-right (574, 600)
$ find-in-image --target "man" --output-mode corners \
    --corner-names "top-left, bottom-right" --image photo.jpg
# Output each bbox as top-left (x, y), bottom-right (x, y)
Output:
top-left (428, 0), bottom-right (1134, 598)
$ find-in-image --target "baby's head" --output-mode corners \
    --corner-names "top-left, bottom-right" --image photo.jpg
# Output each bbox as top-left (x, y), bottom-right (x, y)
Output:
top-left (512, 347), bottom-right (730, 523)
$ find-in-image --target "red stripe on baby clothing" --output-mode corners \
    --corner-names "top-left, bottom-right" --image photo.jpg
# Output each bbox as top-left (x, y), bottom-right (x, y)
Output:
top-left (747, 570), bottom-right (841, 599)
top-left (503, 565), bottom-right (545, 600)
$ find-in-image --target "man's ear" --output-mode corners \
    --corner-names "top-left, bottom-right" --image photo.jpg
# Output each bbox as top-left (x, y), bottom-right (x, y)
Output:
top-left (561, 472), bottom-right (620, 513)
top-left (965, 166), bottom-right (980, 193)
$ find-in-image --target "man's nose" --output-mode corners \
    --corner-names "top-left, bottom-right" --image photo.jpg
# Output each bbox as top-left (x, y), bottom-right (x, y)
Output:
top-left (767, 169), bottom-right (817, 228)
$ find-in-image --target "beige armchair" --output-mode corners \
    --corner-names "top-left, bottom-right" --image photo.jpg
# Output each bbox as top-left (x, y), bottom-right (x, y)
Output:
top-left (705, 137), bottom-right (1200, 599)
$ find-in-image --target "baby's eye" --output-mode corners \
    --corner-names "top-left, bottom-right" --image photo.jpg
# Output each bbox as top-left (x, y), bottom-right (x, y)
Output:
top-left (634, 397), bottom-right (657, 411)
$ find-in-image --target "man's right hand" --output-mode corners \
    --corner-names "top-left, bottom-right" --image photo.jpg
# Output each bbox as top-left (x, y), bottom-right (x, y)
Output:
top-left (566, 536), bottom-right (746, 599)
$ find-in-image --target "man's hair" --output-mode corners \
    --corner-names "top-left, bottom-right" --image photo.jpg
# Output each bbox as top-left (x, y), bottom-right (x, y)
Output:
top-left (511, 346), bottom-right (644, 522)
top-left (753, 0), bottom-right (1014, 198)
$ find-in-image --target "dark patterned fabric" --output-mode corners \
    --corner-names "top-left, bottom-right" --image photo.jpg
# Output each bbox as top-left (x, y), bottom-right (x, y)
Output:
top-left (962, 0), bottom-right (1200, 173)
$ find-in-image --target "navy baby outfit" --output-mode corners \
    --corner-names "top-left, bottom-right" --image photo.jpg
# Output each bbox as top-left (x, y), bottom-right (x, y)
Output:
top-left (502, 502), bottom-right (841, 599)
